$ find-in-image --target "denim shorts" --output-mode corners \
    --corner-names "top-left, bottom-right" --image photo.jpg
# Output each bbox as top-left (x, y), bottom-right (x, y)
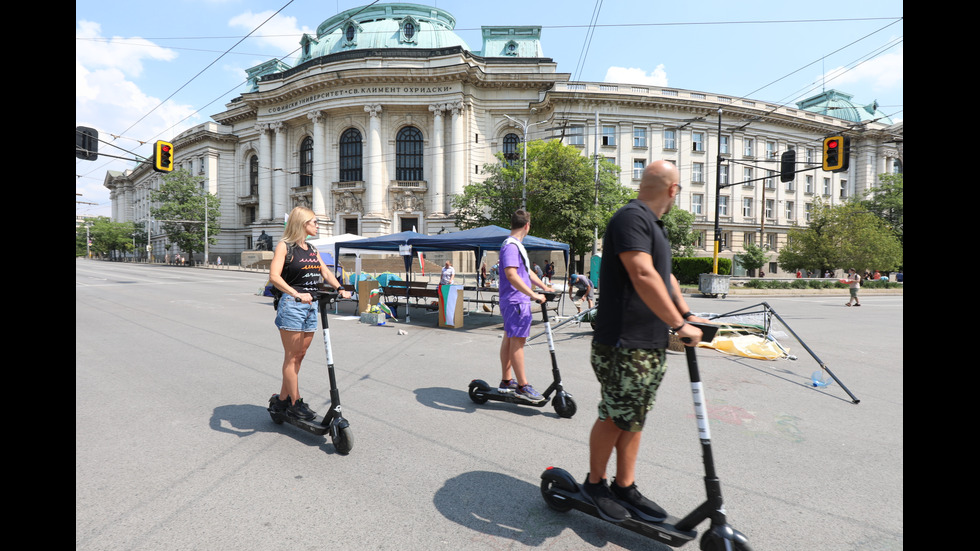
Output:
top-left (501, 301), bottom-right (532, 338)
top-left (275, 297), bottom-right (319, 332)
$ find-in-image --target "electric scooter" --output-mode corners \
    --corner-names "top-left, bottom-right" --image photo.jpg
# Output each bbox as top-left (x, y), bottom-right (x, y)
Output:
top-left (267, 288), bottom-right (354, 455)
top-left (539, 323), bottom-right (753, 550)
top-left (468, 292), bottom-right (577, 418)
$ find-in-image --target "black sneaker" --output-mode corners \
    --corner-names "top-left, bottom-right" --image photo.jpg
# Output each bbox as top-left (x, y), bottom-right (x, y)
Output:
top-left (581, 475), bottom-right (629, 523)
top-left (269, 394), bottom-right (289, 413)
top-left (610, 479), bottom-right (667, 522)
top-left (287, 397), bottom-right (317, 420)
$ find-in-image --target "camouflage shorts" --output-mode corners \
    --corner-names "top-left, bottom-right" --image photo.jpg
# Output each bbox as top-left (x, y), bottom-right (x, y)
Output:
top-left (591, 342), bottom-right (668, 432)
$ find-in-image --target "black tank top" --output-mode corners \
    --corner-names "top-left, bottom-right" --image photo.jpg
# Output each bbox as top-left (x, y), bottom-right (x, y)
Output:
top-left (280, 243), bottom-right (322, 294)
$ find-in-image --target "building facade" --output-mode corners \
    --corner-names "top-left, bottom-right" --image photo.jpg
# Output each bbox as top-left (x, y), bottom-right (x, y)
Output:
top-left (105, 3), bottom-right (903, 272)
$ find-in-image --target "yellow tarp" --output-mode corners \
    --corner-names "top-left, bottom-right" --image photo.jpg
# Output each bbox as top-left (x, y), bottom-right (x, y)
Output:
top-left (699, 334), bottom-right (788, 360)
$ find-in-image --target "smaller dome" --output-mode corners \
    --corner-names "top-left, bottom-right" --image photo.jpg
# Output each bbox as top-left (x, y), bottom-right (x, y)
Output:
top-left (796, 89), bottom-right (892, 125)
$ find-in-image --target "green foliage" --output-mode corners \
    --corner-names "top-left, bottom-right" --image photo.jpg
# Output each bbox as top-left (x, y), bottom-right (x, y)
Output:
top-left (452, 139), bottom-right (633, 259)
top-left (743, 278), bottom-right (902, 290)
top-left (151, 169), bottom-right (221, 262)
top-left (78, 217), bottom-right (140, 258)
top-left (777, 199), bottom-right (902, 274)
top-left (858, 173), bottom-right (903, 245)
top-left (661, 208), bottom-right (698, 257)
top-left (734, 242), bottom-right (768, 273)
top-left (672, 257), bottom-right (731, 284)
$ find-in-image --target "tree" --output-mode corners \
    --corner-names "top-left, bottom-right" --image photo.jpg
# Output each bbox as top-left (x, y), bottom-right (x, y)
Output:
top-left (452, 139), bottom-right (633, 265)
top-left (661, 208), bottom-right (699, 257)
top-left (82, 217), bottom-right (138, 259)
top-left (859, 173), bottom-right (903, 245)
top-left (735, 242), bottom-right (768, 275)
top-left (778, 200), bottom-right (902, 274)
top-left (151, 169), bottom-right (220, 263)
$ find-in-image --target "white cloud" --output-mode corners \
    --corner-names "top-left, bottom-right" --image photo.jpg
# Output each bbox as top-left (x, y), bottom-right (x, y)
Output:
top-left (75, 20), bottom-right (200, 216)
top-left (822, 46), bottom-right (903, 93)
top-left (603, 65), bottom-right (668, 87)
top-left (228, 11), bottom-right (314, 56)
top-left (75, 20), bottom-right (177, 77)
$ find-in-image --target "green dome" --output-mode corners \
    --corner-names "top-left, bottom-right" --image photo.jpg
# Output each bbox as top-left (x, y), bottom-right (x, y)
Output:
top-left (796, 89), bottom-right (893, 125)
top-left (299, 3), bottom-right (470, 62)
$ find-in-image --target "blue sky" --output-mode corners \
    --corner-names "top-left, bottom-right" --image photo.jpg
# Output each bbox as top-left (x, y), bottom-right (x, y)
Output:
top-left (76, 0), bottom-right (903, 217)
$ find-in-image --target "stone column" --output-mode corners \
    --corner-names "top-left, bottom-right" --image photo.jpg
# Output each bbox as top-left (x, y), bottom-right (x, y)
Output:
top-left (308, 110), bottom-right (328, 220)
top-left (258, 124), bottom-right (272, 221)
top-left (364, 104), bottom-right (383, 217)
top-left (449, 101), bottom-right (465, 204)
top-left (428, 103), bottom-right (446, 215)
top-left (271, 121), bottom-right (287, 221)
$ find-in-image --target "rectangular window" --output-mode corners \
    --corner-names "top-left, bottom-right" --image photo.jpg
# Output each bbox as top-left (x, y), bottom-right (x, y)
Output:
top-left (633, 159), bottom-right (645, 179)
top-left (692, 132), bottom-right (704, 152)
top-left (823, 178), bottom-right (831, 195)
top-left (344, 218), bottom-right (359, 235)
top-left (765, 199), bottom-right (775, 219)
top-left (743, 231), bottom-right (755, 247)
top-left (692, 194), bottom-right (703, 215)
top-left (719, 195), bottom-right (729, 216)
top-left (805, 175), bottom-right (813, 194)
top-left (633, 127), bottom-right (647, 148)
top-left (840, 180), bottom-right (848, 199)
top-left (766, 141), bottom-right (776, 159)
top-left (785, 201), bottom-right (794, 220)
top-left (744, 138), bottom-right (754, 157)
top-left (805, 203), bottom-right (812, 222)
top-left (742, 197), bottom-right (752, 217)
top-left (720, 135), bottom-right (730, 154)
top-left (765, 170), bottom-right (775, 189)
top-left (720, 165), bottom-right (729, 185)
top-left (567, 125), bottom-right (585, 146)
top-left (602, 125), bottom-right (616, 146)
top-left (743, 167), bottom-right (754, 186)
top-left (692, 163), bottom-right (704, 183)
top-left (664, 129), bottom-right (676, 149)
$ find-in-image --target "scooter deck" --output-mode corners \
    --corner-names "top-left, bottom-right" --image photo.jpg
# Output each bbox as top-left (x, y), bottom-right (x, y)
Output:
top-left (541, 468), bottom-right (696, 547)
top-left (473, 386), bottom-right (551, 407)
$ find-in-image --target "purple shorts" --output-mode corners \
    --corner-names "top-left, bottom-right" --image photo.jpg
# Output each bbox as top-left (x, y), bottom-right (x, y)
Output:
top-left (501, 301), bottom-right (532, 338)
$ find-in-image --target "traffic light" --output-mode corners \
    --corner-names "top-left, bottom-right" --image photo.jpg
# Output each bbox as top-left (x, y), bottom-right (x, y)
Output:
top-left (154, 140), bottom-right (174, 172)
top-left (822, 135), bottom-right (849, 172)
top-left (76, 126), bottom-right (99, 161)
top-left (780, 149), bottom-right (796, 183)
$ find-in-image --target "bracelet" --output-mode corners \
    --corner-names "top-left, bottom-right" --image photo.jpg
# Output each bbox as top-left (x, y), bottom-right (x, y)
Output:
top-left (682, 311), bottom-right (694, 319)
top-left (671, 322), bottom-right (686, 332)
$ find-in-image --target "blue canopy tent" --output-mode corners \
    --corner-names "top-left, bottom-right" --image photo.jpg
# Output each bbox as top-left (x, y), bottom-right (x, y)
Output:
top-left (334, 226), bottom-right (570, 314)
top-left (334, 226), bottom-right (570, 271)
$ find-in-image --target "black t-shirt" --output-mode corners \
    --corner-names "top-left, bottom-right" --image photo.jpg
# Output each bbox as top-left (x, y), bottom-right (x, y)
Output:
top-left (593, 200), bottom-right (673, 349)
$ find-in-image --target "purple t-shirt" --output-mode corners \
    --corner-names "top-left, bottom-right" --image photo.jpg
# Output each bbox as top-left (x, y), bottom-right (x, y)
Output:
top-left (498, 240), bottom-right (530, 305)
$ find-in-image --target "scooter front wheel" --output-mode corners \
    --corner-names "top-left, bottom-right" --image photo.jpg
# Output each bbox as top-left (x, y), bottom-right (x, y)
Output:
top-left (700, 526), bottom-right (752, 551)
top-left (333, 426), bottom-right (354, 455)
top-left (552, 394), bottom-right (577, 418)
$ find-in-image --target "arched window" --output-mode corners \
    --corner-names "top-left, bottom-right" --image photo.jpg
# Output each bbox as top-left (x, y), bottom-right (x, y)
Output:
top-left (396, 126), bottom-right (424, 181)
top-left (249, 155), bottom-right (259, 196)
top-left (503, 133), bottom-right (521, 162)
top-left (300, 137), bottom-right (313, 187)
top-left (339, 128), bottom-right (363, 182)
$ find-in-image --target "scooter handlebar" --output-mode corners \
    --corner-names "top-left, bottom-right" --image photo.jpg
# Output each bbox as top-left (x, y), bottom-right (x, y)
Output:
top-left (294, 289), bottom-right (340, 304)
top-left (678, 322), bottom-right (719, 344)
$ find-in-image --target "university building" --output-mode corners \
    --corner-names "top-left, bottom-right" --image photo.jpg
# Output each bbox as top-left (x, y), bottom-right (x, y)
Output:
top-left (104, 3), bottom-right (903, 274)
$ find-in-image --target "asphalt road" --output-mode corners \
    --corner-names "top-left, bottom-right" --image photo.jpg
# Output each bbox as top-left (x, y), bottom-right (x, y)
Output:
top-left (76, 259), bottom-right (903, 550)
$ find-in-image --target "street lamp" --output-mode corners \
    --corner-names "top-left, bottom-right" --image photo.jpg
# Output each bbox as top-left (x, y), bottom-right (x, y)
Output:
top-left (503, 111), bottom-right (545, 210)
